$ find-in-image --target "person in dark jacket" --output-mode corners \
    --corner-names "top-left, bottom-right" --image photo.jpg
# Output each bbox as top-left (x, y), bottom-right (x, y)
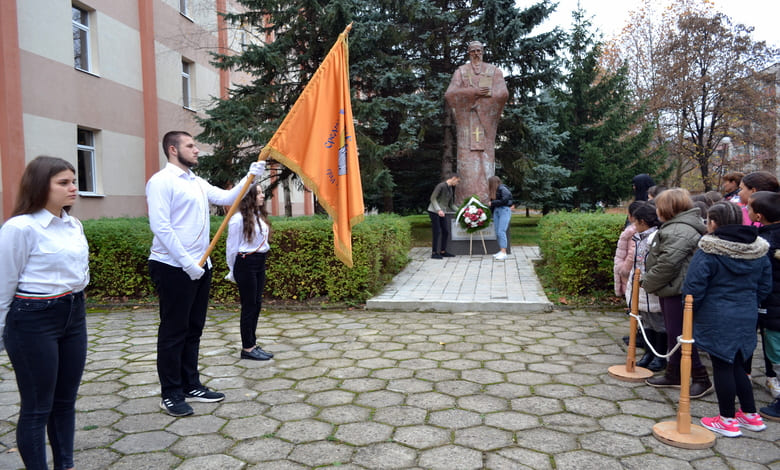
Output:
top-left (748, 191), bottom-right (780, 420)
top-left (427, 173), bottom-right (460, 259)
top-left (488, 176), bottom-right (513, 261)
top-left (642, 188), bottom-right (713, 398)
top-left (632, 174), bottom-right (655, 202)
top-left (683, 202), bottom-right (771, 437)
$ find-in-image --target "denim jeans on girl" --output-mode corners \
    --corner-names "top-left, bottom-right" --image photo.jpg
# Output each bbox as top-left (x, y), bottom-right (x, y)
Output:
top-left (3, 291), bottom-right (87, 470)
top-left (493, 205), bottom-right (512, 249)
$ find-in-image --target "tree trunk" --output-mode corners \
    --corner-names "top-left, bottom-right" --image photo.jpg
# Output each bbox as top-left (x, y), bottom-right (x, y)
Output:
top-left (282, 177), bottom-right (292, 217)
top-left (442, 105), bottom-right (455, 177)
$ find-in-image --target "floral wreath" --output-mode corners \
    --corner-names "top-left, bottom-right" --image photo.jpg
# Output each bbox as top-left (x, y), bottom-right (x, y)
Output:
top-left (455, 196), bottom-right (492, 233)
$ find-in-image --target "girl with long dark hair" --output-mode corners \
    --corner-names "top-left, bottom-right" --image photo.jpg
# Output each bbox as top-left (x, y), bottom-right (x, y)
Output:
top-left (226, 184), bottom-right (274, 361)
top-left (0, 156), bottom-right (89, 470)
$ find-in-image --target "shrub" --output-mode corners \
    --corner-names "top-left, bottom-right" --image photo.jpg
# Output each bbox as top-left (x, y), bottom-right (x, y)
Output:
top-left (82, 218), bottom-right (155, 299)
top-left (82, 214), bottom-right (411, 304)
top-left (537, 212), bottom-right (625, 295)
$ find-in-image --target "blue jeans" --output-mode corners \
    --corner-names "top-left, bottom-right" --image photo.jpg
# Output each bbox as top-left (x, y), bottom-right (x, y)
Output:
top-left (3, 291), bottom-right (87, 470)
top-left (493, 206), bottom-right (511, 249)
top-left (234, 252), bottom-right (267, 348)
top-left (149, 260), bottom-right (212, 399)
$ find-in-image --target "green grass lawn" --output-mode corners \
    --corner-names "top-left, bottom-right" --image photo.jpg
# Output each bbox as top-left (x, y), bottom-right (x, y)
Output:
top-left (404, 212), bottom-right (541, 247)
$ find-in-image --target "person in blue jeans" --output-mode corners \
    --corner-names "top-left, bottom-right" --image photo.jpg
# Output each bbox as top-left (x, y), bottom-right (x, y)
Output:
top-left (0, 156), bottom-right (90, 470)
top-left (488, 175), bottom-right (513, 260)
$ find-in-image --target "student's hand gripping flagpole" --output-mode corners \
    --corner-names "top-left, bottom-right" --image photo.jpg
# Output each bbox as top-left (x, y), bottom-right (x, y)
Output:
top-left (198, 22), bottom-right (357, 268)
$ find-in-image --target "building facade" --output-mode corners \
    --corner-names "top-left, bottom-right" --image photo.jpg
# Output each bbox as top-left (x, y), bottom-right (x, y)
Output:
top-left (0, 0), bottom-right (313, 222)
top-left (720, 63), bottom-right (780, 179)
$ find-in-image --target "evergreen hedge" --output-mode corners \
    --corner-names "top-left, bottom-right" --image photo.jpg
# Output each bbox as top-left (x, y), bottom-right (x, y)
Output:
top-left (537, 212), bottom-right (625, 295)
top-left (82, 214), bottom-right (411, 304)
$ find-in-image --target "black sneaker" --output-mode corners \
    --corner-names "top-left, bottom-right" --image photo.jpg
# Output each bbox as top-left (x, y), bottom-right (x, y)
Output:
top-left (441, 252), bottom-right (456, 257)
top-left (184, 386), bottom-right (225, 403)
top-left (431, 253), bottom-right (443, 259)
top-left (160, 396), bottom-right (193, 417)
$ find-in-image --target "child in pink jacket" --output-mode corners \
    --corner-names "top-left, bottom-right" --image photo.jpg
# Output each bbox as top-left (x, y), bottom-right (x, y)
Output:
top-left (614, 202), bottom-right (644, 297)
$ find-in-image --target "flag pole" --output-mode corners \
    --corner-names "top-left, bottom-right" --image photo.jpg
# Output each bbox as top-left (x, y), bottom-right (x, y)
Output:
top-left (198, 22), bottom-right (354, 267)
top-left (197, 150), bottom-right (268, 267)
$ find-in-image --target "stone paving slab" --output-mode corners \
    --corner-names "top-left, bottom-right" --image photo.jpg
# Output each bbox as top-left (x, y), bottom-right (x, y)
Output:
top-left (0, 307), bottom-right (778, 469)
top-left (366, 246), bottom-right (554, 313)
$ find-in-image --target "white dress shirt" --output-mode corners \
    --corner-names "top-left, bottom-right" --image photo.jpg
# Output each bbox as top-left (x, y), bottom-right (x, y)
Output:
top-left (0, 209), bottom-right (90, 350)
top-left (146, 163), bottom-right (248, 270)
top-left (226, 212), bottom-right (270, 272)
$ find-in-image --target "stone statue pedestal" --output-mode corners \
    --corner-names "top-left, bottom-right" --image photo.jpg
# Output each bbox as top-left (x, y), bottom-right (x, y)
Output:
top-left (445, 213), bottom-right (510, 256)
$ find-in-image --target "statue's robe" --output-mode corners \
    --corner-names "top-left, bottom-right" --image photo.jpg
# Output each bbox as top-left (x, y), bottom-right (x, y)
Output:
top-left (445, 62), bottom-right (508, 204)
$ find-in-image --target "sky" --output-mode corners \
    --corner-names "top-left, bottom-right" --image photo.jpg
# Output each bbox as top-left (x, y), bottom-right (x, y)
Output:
top-left (535, 0), bottom-right (780, 49)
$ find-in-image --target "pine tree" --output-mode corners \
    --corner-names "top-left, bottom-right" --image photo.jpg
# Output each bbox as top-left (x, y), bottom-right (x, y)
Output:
top-left (555, 9), bottom-right (661, 208)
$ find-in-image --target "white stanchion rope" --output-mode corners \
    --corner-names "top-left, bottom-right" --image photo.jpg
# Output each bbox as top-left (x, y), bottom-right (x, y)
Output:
top-left (629, 312), bottom-right (693, 360)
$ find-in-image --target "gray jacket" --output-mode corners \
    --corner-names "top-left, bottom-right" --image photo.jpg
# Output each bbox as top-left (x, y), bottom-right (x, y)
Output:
top-left (427, 182), bottom-right (457, 213)
top-left (643, 207), bottom-right (706, 297)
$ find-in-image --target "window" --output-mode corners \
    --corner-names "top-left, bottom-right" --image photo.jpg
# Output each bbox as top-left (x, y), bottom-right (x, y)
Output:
top-left (77, 128), bottom-right (97, 193)
top-left (182, 60), bottom-right (192, 109)
top-left (72, 6), bottom-right (90, 71)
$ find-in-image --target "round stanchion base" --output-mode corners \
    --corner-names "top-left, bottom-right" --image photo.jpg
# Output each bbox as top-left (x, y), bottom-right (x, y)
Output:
top-left (608, 364), bottom-right (654, 382)
top-left (652, 421), bottom-right (715, 449)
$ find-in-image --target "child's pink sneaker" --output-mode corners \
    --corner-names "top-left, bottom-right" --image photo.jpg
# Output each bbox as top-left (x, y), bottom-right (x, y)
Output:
top-left (701, 415), bottom-right (742, 437)
top-left (735, 409), bottom-right (767, 431)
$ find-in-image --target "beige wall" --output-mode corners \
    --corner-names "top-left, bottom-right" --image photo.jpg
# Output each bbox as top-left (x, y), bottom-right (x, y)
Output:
top-left (3, 0), bottom-right (310, 221)
top-left (96, 14), bottom-right (144, 90)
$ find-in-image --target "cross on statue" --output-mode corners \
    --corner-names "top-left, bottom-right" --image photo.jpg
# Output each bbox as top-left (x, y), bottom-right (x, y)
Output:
top-left (472, 126), bottom-right (482, 143)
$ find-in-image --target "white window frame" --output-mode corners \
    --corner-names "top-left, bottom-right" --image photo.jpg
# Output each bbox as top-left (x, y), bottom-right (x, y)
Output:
top-left (72, 5), bottom-right (91, 72)
top-left (182, 59), bottom-right (192, 109)
top-left (77, 128), bottom-right (98, 194)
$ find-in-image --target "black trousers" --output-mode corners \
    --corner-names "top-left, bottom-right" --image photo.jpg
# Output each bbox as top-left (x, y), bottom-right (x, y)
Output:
top-left (4, 291), bottom-right (86, 470)
top-left (149, 260), bottom-right (212, 398)
top-left (234, 252), bottom-right (267, 349)
top-left (428, 211), bottom-right (449, 253)
top-left (711, 350), bottom-right (757, 417)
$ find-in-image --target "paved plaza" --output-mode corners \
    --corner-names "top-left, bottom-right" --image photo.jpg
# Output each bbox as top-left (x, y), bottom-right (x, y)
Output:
top-left (0, 248), bottom-right (778, 469)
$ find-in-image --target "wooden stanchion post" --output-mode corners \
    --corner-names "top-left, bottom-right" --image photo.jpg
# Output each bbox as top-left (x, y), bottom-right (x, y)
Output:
top-left (652, 295), bottom-right (715, 449)
top-left (609, 268), bottom-right (653, 382)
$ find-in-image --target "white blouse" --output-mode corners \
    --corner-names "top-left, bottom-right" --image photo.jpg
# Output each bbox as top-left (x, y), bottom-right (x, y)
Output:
top-left (226, 212), bottom-right (270, 272)
top-left (0, 209), bottom-right (90, 349)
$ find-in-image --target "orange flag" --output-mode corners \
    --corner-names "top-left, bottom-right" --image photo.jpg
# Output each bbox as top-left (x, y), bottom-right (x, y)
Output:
top-left (259, 24), bottom-right (364, 267)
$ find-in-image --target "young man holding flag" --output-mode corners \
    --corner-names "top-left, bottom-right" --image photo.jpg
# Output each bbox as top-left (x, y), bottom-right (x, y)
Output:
top-left (146, 130), bottom-right (264, 417)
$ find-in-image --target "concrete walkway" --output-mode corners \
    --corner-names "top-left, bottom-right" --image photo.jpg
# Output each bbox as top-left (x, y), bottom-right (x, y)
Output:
top-left (0, 248), bottom-right (778, 469)
top-left (366, 247), bottom-right (553, 314)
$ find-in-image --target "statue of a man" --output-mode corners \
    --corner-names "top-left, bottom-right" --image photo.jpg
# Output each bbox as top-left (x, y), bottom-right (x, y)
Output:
top-left (445, 41), bottom-right (508, 204)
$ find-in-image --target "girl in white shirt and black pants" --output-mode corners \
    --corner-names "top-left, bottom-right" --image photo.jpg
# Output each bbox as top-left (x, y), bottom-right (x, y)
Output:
top-left (0, 156), bottom-right (90, 470)
top-left (226, 183), bottom-right (274, 361)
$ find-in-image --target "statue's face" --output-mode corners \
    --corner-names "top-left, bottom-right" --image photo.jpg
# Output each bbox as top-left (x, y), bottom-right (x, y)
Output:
top-left (468, 46), bottom-right (483, 62)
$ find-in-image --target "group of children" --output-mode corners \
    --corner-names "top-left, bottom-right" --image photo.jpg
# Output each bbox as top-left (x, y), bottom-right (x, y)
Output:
top-left (614, 171), bottom-right (780, 438)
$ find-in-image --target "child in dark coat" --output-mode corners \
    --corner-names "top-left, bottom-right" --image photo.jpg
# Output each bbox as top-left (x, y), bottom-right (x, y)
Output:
top-left (748, 191), bottom-right (780, 420)
top-left (683, 202), bottom-right (771, 437)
